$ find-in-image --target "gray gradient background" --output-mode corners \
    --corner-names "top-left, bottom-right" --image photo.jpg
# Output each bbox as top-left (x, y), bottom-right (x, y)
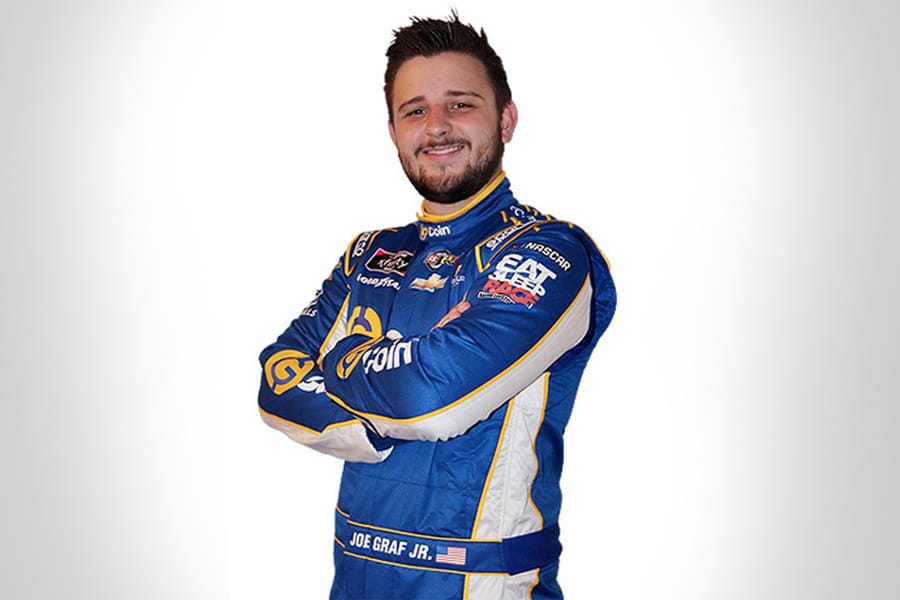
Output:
top-left (2, 1), bottom-right (898, 598)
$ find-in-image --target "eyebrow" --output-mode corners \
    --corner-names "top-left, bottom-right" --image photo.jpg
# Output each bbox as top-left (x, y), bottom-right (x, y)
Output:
top-left (396, 90), bottom-right (486, 114)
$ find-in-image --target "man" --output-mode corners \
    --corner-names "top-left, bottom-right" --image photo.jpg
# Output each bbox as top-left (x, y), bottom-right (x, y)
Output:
top-left (259, 12), bottom-right (616, 599)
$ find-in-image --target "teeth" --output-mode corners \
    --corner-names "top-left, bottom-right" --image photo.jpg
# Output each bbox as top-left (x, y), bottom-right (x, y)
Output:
top-left (426, 146), bottom-right (462, 155)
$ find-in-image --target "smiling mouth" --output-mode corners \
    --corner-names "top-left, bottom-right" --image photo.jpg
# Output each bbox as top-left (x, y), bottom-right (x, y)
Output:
top-left (421, 144), bottom-right (465, 156)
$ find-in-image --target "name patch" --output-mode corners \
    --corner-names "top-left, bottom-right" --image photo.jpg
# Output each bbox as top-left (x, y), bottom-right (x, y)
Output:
top-left (345, 528), bottom-right (466, 567)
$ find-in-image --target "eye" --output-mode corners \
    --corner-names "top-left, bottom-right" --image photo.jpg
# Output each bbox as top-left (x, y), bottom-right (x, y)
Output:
top-left (451, 102), bottom-right (472, 110)
top-left (404, 107), bottom-right (426, 118)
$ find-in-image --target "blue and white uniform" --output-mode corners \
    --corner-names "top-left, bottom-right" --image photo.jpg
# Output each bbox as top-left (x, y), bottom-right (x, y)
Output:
top-left (259, 173), bottom-right (616, 599)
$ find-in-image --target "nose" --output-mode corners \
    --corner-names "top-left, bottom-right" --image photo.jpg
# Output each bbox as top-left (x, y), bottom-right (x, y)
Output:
top-left (425, 107), bottom-right (450, 138)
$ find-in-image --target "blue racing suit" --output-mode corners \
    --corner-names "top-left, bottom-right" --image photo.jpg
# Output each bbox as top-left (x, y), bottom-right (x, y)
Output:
top-left (259, 173), bottom-right (616, 599)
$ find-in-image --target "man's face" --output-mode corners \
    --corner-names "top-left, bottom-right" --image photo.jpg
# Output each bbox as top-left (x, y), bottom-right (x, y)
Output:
top-left (389, 52), bottom-right (517, 205)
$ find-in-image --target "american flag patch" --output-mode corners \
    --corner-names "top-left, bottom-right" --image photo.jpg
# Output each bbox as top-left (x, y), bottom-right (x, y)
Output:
top-left (435, 545), bottom-right (466, 566)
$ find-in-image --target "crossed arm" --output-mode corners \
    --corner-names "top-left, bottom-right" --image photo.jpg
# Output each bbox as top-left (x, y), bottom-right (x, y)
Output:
top-left (259, 226), bottom-right (607, 459)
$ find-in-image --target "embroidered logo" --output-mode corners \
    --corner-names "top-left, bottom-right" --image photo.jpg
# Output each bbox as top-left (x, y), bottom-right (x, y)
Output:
top-left (419, 224), bottom-right (451, 240)
top-left (366, 248), bottom-right (413, 276)
top-left (348, 306), bottom-right (383, 338)
top-left (356, 273), bottom-right (401, 290)
top-left (362, 340), bottom-right (413, 374)
top-left (336, 337), bottom-right (382, 379)
top-left (352, 231), bottom-right (374, 258)
top-left (477, 253), bottom-right (557, 308)
top-left (435, 545), bottom-right (467, 566)
top-left (410, 274), bottom-right (447, 293)
top-left (423, 250), bottom-right (459, 271)
top-left (297, 375), bottom-right (326, 394)
top-left (264, 350), bottom-right (316, 395)
top-left (516, 241), bottom-right (572, 271)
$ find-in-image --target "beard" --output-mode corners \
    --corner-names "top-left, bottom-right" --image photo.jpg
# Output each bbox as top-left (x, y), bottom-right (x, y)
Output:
top-left (399, 129), bottom-right (504, 205)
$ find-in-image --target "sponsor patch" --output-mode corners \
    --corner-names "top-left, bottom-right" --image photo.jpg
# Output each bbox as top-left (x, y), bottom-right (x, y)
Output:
top-left (482, 220), bottom-right (535, 252)
top-left (516, 241), bottom-right (572, 272)
top-left (423, 249), bottom-right (459, 271)
top-left (410, 274), bottom-right (447, 293)
top-left (356, 273), bottom-right (401, 290)
top-left (300, 288), bottom-right (324, 317)
top-left (336, 337), bottom-right (381, 380)
top-left (264, 349), bottom-right (316, 395)
top-left (297, 374), bottom-right (326, 394)
top-left (336, 306), bottom-right (386, 378)
top-left (419, 223), bottom-right (451, 240)
top-left (362, 340), bottom-right (413, 374)
top-left (352, 231), bottom-right (374, 258)
top-left (366, 248), bottom-right (413, 276)
top-left (507, 204), bottom-right (533, 222)
top-left (348, 306), bottom-right (383, 338)
top-left (477, 253), bottom-right (557, 308)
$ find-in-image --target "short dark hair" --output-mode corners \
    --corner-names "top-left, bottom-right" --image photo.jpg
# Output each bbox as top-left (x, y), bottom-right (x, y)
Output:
top-left (384, 11), bottom-right (512, 122)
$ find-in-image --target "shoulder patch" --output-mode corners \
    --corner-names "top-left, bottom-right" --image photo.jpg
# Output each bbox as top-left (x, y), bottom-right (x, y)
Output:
top-left (343, 225), bottom-right (419, 276)
top-left (344, 231), bottom-right (378, 276)
top-left (477, 253), bottom-right (558, 309)
top-left (474, 220), bottom-right (543, 273)
top-left (511, 241), bottom-right (572, 272)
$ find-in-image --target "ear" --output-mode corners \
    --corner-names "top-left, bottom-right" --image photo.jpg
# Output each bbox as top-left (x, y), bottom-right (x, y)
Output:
top-left (500, 100), bottom-right (518, 144)
top-left (388, 120), bottom-right (398, 147)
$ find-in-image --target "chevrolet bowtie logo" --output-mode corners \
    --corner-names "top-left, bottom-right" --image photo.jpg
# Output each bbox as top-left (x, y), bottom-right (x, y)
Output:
top-left (410, 274), bottom-right (447, 293)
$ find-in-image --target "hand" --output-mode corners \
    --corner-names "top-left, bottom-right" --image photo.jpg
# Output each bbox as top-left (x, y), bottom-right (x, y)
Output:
top-left (432, 300), bottom-right (471, 330)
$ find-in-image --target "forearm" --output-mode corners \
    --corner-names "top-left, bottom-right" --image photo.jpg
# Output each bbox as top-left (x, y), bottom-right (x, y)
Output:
top-left (322, 239), bottom-right (596, 441)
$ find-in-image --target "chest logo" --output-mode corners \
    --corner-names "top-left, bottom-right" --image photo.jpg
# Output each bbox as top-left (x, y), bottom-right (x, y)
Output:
top-left (423, 250), bottom-right (459, 271)
top-left (366, 248), bottom-right (413, 276)
top-left (410, 273), bottom-right (448, 293)
top-left (419, 224), bottom-right (451, 240)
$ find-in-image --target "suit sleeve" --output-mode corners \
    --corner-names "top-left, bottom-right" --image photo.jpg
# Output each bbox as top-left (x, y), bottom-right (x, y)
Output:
top-left (321, 225), bottom-right (612, 442)
top-left (258, 239), bottom-right (393, 463)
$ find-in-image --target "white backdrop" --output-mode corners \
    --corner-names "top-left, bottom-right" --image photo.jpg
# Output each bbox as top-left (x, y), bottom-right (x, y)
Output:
top-left (2, 1), bottom-right (898, 598)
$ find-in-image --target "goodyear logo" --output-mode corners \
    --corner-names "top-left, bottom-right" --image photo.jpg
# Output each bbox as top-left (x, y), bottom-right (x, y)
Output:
top-left (264, 350), bottom-right (316, 395)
